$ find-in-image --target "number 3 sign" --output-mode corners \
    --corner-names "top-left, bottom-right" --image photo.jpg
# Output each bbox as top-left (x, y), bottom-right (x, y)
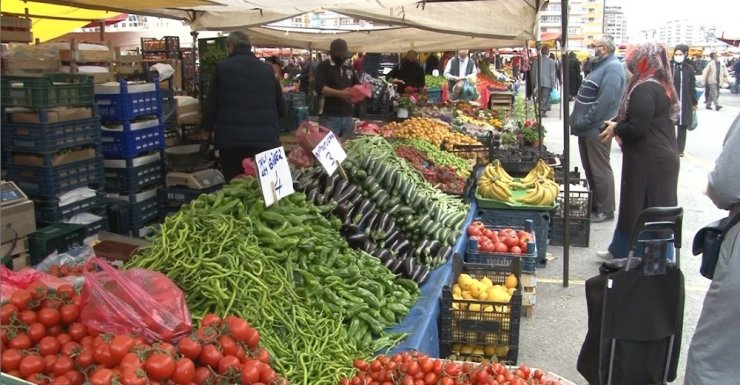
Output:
top-left (312, 131), bottom-right (347, 176)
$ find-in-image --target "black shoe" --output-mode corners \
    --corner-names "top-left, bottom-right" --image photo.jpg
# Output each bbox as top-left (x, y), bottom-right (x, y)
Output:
top-left (591, 212), bottom-right (614, 223)
top-left (706, 105), bottom-right (712, 110)
top-left (716, 106), bottom-right (723, 111)
top-left (679, 152), bottom-right (684, 157)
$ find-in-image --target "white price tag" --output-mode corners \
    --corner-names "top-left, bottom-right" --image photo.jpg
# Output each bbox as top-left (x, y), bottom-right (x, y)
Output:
top-left (255, 146), bottom-right (294, 207)
top-left (312, 131), bottom-right (347, 176)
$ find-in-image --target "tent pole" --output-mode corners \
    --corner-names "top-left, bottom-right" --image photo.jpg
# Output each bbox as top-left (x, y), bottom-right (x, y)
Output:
top-left (561, 0), bottom-right (571, 287)
top-left (191, 30), bottom-right (198, 97)
top-left (99, 20), bottom-right (105, 42)
top-left (536, 40), bottom-right (542, 152)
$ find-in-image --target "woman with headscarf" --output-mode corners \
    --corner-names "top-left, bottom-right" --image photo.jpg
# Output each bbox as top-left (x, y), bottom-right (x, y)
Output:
top-left (598, 42), bottom-right (680, 260)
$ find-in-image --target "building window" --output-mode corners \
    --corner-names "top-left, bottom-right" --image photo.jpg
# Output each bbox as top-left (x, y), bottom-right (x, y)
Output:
top-left (542, 15), bottom-right (561, 23)
top-left (587, 35), bottom-right (594, 40)
top-left (549, 4), bottom-right (561, 11)
top-left (568, 27), bottom-right (578, 35)
top-left (588, 17), bottom-right (595, 22)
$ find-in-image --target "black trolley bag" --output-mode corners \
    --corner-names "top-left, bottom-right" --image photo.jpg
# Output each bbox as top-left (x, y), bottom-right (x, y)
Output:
top-left (577, 207), bottom-right (685, 385)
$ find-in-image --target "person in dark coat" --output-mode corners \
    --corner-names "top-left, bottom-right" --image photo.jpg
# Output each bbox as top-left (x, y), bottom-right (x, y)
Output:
top-left (598, 42), bottom-right (680, 260)
top-left (672, 44), bottom-right (698, 156)
top-left (567, 52), bottom-right (582, 100)
top-left (425, 53), bottom-right (440, 75)
top-left (202, 31), bottom-right (286, 181)
top-left (387, 50), bottom-right (426, 94)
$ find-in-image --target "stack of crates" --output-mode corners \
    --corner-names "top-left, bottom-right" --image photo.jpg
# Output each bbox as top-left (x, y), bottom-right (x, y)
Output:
top-left (1, 73), bottom-right (108, 238)
top-left (550, 179), bottom-right (591, 247)
top-left (95, 80), bottom-right (166, 237)
top-left (280, 92), bottom-right (308, 132)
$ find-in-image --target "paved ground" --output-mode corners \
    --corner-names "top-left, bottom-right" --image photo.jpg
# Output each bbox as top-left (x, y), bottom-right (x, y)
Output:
top-left (517, 90), bottom-right (740, 384)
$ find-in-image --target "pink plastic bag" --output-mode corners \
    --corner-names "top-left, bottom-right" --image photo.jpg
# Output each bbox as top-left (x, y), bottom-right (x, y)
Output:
top-left (288, 147), bottom-right (314, 168)
top-left (79, 257), bottom-right (192, 343)
top-left (350, 83), bottom-right (372, 103)
top-left (296, 121), bottom-right (331, 153)
top-left (242, 157), bottom-right (258, 177)
top-left (356, 121), bottom-right (381, 135)
top-left (0, 266), bottom-right (76, 301)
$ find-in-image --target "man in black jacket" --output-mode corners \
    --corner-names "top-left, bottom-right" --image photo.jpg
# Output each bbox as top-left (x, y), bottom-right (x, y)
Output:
top-left (672, 44), bottom-right (698, 157)
top-left (315, 39), bottom-right (359, 138)
top-left (387, 50), bottom-right (426, 94)
top-left (203, 31), bottom-right (286, 181)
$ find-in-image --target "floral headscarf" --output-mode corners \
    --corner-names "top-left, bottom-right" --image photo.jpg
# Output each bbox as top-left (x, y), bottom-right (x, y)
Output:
top-left (617, 42), bottom-right (679, 123)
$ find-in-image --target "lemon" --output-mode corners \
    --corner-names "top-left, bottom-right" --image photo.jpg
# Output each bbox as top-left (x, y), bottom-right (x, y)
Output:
top-left (505, 274), bottom-right (518, 289)
top-left (462, 291), bottom-right (474, 300)
top-left (469, 283), bottom-right (482, 298)
top-left (469, 303), bottom-right (481, 311)
top-left (489, 290), bottom-right (510, 303)
top-left (495, 345), bottom-right (509, 357)
top-left (483, 305), bottom-right (494, 312)
top-left (485, 345), bottom-right (497, 356)
top-left (486, 287), bottom-right (497, 299)
top-left (459, 274), bottom-right (474, 290)
top-left (452, 343), bottom-right (463, 352)
top-left (507, 287), bottom-right (517, 296)
top-left (480, 276), bottom-right (493, 289)
top-left (472, 346), bottom-right (485, 356)
top-left (477, 291), bottom-right (489, 301)
top-left (461, 344), bottom-right (474, 354)
top-left (453, 284), bottom-right (462, 296)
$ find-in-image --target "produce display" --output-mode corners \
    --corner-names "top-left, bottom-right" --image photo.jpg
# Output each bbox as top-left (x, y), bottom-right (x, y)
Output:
top-left (477, 160), bottom-right (558, 207)
top-left (466, 221), bottom-right (533, 256)
top-left (127, 177), bottom-right (419, 385)
top-left (393, 138), bottom-right (472, 177)
top-left (425, 75), bottom-right (446, 89)
top-left (0, 284), bottom-right (287, 385)
top-left (342, 352), bottom-right (566, 385)
top-left (394, 146), bottom-right (467, 195)
top-left (381, 117), bottom-right (480, 149)
top-left (452, 266), bottom-right (518, 306)
top-left (46, 263), bottom-right (93, 278)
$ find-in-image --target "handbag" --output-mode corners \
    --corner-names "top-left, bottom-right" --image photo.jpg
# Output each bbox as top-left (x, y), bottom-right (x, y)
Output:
top-left (689, 110), bottom-right (698, 131)
top-left (692, 212), bottom-right (740, 279)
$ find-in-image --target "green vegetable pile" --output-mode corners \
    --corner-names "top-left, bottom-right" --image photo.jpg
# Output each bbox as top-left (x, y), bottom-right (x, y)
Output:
top-left (425, 75), bottom-right (446, 89)
top-left (126, 177), bottom-right (418, 385)
top-left (392, 138), bottom-right (472, 177)
top-left (344, 135), bottom-right (469, 247)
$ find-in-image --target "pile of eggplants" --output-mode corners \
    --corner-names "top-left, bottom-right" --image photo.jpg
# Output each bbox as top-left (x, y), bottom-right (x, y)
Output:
top-left (293, 167), bottom-right (454, 285)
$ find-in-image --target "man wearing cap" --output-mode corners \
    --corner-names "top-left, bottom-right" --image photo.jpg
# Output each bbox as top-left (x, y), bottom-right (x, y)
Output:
top-left (672, 44), bottom-right (698, 157)
top-left (570, 34), bottom-right (626, 223)
top-left (387, 50), bottom-right (426, 94)
top-left (315, 38), bottom-right (360, 138)
top-left (202, 31), bottom-right (286, 181)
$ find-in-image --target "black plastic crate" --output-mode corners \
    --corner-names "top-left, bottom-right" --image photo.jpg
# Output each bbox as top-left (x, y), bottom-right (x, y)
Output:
top-left (465, 220), bottom-right (538, 273)
top-left (35, 193), bottom-right (106, 223)
top-left (158, 184), bottom-right (222, 205)
top-left (7, 157), bottom-right (104, 199)
top-left (104, 156), bottom-right (165, 194)
top-left (440, 255), bottom-right (522, 365)
top-left (28, 223), bottom-right (87, 265)
top-left (2, 74), bottom-right (94, 108)
top-left (2, 117), bottom-right (102, 153)
top-left (553, 178), bottom-right (591, 219)
top-left (554, 167), bottom-right (582, 184)
top-left (477, 208), bottom-right (550, 266)
top-left (84, 216), bottom-right (109, 237)
top-left (360, 100), bottom-right (393, 120)
top-left (141, 36), bottom-right (180, 53)
top-left (550, 217), bottom-right (590, 247)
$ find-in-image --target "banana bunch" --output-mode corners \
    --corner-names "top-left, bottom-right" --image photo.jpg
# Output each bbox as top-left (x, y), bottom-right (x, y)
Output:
top-left (517, 177), bottom-right (559, 206)
top-left (477, 160), bottom-right (515, 202)
top-left (520, 159), bottom-right (555, 185)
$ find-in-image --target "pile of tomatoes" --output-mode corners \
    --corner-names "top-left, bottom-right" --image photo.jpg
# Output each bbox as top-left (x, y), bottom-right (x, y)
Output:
top-left (467, 221), bottom-right (533, 255)
top-left (0, 283), bottom-right (285, 385)
top-left (47, 264), bottom-right (94, 278)
top-left (341, 352), bottom-right (562, 385)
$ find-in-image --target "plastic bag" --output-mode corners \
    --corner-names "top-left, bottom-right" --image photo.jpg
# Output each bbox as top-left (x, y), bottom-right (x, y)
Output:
top-left (288, 147), bottom-right (314, 168)
top-left (1, 266), bottom-right (75, 301)
top-left (296, 121), bottom-right (331, 153)
top-left (689, 110), bottom-right (698, 131)
top-left (356, 121), bottom-right (381, 135)
top-left (460, 80), bottom-right (479, 102)
top-left (242, 158), bottom-right (258, 177)
top-left (549, 88), bottom-right (561, 104)
top-left (79, 257), bottom-right (192, 342)
top-left (350, 83), bottom-right (372, 103)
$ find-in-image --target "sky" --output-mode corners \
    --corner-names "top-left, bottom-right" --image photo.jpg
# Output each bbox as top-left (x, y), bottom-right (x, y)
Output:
top-left (611, 0), bottom-right (738, 38)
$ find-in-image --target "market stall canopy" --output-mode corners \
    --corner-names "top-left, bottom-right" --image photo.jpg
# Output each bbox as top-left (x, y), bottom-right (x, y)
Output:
top-left (21, 0), bottom-right (542, 41)
top-left (245, 26), bottom-right (526, 52)
top-left (1, 0), bottom-right (121, 42)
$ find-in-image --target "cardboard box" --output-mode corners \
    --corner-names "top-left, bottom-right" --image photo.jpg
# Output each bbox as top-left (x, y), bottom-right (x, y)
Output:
top-left (11, 147), bottom-right (97, 167)
top-left (10, 107), bottom-right (93, 124)
top-left (1, 200), bottom-right (36, 243)
top-left (0, 237), bottom-right (29, 257)
top-left (176, 99), bottom-right (201, 126)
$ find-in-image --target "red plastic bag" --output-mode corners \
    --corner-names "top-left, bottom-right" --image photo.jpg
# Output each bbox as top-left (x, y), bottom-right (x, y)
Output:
top-left (79, 257), bottom-right (192, 343)
top-left (296, 121), bottom-right (331, 153)
top-left (242, 157), bottom-right (258, 177)
top-left (350, 83), bottom-right (372, 103)
top-left (288, 147), bottom-right (314, 168)
top-left (1, 266), bottom-right (75, 301)
top-left (356, 121), bottom-right (381, 135)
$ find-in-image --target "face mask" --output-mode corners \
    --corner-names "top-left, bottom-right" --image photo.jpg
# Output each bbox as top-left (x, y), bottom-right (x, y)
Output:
top-left (674, 55), bottom-right (685, 64)
top-left (331, 55), bottom-right (345, 64)
top-left (587, 48), bottom-right (597, 58)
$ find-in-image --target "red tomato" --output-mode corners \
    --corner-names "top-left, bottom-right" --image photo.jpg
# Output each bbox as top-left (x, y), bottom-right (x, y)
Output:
top-left (66, 322), bottom-right (87, 342)
top-left (171, 358), bottom-right (196, 385)
top-left (440, 378), bottom-right (455, 385)
top-left (90, 368), bottom-right (114, 385)
top-left (60, 341), bottom-right (80, 356)
top-left (46, 324), bottom-right (63, 337)
top-left (64, 371), bottom-right (84, 385)
top-left (444, 362), bottom-right (462, 377)
top-left (254, 348), bottom-right (270, 364)
top-left (10, 334), bottom-right (32, 350)
top-left (467, 226), bottom-right (483, 237)
top-left (503, 235), bottom-right (520, 249)
top-left (244, 327), bottom-right (260, 350)
top-left (201, 313), bottom-right (222, 327)
top-left (519, 241), bottom-right (528, 254)
top-left (76, 348), bottom-right (95, 368)
top-left (26, 282), bottom-right (48, 300)
top-left (19, 355), bottom-right (45, 378)
top-left (59, 304), bottom-right (80, 325)
top-left (120, 353), bottom-right (143, 370)
top-left (1, 348), bottom-right (23, 371)
top-left (218, 336), bottom-right (238, 356)
top-left (518, 364), bottom-right (531, 379)
top-left (406, 361), bottom-right (420, 376)
top-left (93, 343), bottom-right (115, 367)
top-left (26, 373), bottom-right (50, 385)
top-left (28, 322), bottom-right (47, 343)
top-left (10, 290), bottom-right (33, 311)
top-left (198, 344), bottom-right (223, 368)
top-left (194, 327), bottom-right (218, 343)
top-left (419, 357), bottom-right (433, 373)
top-left (38, 336), bottom-right (61, 356)
top-left (494, 242), bottom-right (509, 253)
top-left (55, 285), bottom-right (75, 301)
top-left (193, 367), bottom-right (212, 385)
top-left (120, 367), bottom-right (147, 385)
top-left (217, 355), bottom-right (241, 374)
top-left (224, 316), bottom-right (250, 343)
top-left (109, 335), bottom-right (135, 363)
top-left (510, 246), bottom-right (522, 254)
top-left (53, 356), bottom-right (75, 376)
top-left (38, 308), bottom-right (61, 327)
top-left (177, 337), bottom-right (202, 360)
top-left (1, 303), bottom-right (19, 324)
top-left (145, 353), bottom-right (176, 381)
top-left (480, 241), bottom-right (495, 253)
top-left (259, 366), bottom-right (276, 384)
top-left (19, 310), bottom-right (37, 325)
top-left (354, 359), bottom-right (369, 371)
top-left (483, 229), bottom-right (495, 239)
top-left (423, 372), bottom-right (437, 385)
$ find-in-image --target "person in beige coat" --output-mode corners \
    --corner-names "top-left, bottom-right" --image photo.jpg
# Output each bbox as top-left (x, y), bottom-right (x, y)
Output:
top-left (702, 52), bottom-right (731, 111)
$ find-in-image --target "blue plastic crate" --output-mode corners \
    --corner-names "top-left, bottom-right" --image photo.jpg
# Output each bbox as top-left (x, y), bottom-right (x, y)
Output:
top-left (101, 118), bottom-right (164, 158)
top-left (477, 208), bottom-right (550, 267)
top-left (7, 157), bottom-right (104, 199)
top-left (464, 220), bottom-right (538, 273)
top-left (2, 117), bottom-right (101, 153)
top-left (427, 88), bottom-right (442, 104)
top-left (35, 193), bottom-right (107, 224)
top-left (95, 81), bottom-right (162, 121)
top-left (158, 184), bottom-right (222, 205)
top-left (104, 153), bottom-right (165, 193)
top-left (84, 217), bottom-right (109, 236)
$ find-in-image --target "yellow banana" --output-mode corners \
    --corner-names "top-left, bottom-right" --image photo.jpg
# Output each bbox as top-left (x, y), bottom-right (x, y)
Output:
top-left (538, 183), bottom-right (554, 205)
top-left (494, 180), bottom-right (512, 198)
top-left (518, 183), bottom-right (544, 205)
top-left (494, 163), bottom-right (514, 183)
top-left (488, 182), bottom-right (511, 201)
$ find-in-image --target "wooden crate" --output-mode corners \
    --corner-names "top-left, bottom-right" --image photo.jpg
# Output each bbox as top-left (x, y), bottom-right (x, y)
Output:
top-left (521, 273), bottom-right (536, 318)
top-left (1, 237), bottom-right (30, 271)
top-left (2, 57), bottom-right (60, 74)
top-left (59, 49), bottom-right (115, 63)
top-left (1, 30), bottom-right (33, 43)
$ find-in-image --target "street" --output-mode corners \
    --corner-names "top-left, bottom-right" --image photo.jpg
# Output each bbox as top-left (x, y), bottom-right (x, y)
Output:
top-left (518, 89), bottom-right (740, 384)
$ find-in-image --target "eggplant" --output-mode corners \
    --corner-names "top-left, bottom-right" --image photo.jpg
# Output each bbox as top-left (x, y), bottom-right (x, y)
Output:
top-left (315, 193), bottom-right (326, 205)
top-left (306, 189), bottom-right (319, 203)
top-left (291, 168), bottom-right (303, 181)
top-left (354, 199), bottom-right (373, 220)
top-left (332, 179), bottom-right (350, 201)
top-left (324, 173), bottom-right (340, 196)
top-left (349, 192), bottom-right (364, 206)
top-left (377, 249), bottom-right (394, 264)
top-left (402, 257), bottom-right (416, 277)
top-left (357, 209), bottom-right (376, 229)
top-left (363, 239), bottom-right (377, 254)
top-left (383, 229), bottom-right (400, 246)
top-left (340, 223), bottom-right (360, 237)
top-left (347, 233), bottom-right (367, 248)
top-left (377, 213), bottom-right (390, 233)
top-left (425, 240), bottom-right (442, 257)
top-left (415, 266), bottom-right (431, 285)
top-left (393, 239), bottom-right (411, 255)
top-left (383, 257), bottom-right (396, 269)
top-left (415, 240), bottom-right (430, 257)
top-left (365, 212), bottom-right (380, 233)
top-left (333, 204), bottom-right (352, 222)
top-left (390, 258), bottom-right (404, 275)
top-left (337, 184), bottom-right (358, 203)
top-left (409, 264), bottom-right (425, 281)
top-left (296, 177), bottom-right (313, 191)
top-left (382, 222), bottom-right (397, 239)
top-left (443, 247), bottom-right (455, 261)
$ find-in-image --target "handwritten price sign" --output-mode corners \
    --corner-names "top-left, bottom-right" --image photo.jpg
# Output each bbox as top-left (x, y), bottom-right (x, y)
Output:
top-left (255, 146), bottom-right (294, 207)
top-left (312, 131), bottom-right (347, 176)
